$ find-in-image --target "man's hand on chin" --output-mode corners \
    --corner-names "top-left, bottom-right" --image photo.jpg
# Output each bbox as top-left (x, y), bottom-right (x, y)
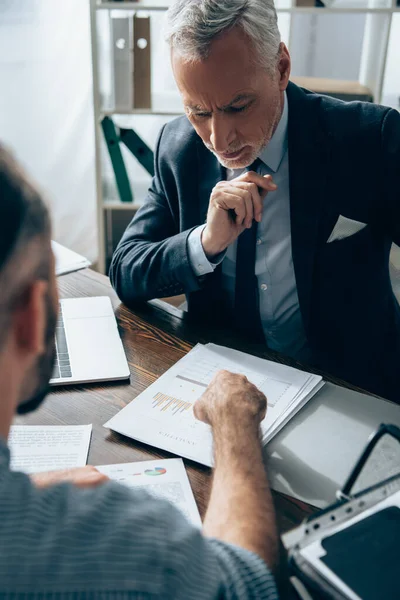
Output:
top-left (30, 465), bottom-right (109, 489)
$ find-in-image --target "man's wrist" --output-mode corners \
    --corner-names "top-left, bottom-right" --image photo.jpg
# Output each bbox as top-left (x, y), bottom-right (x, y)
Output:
top-left (212, 419), bottom-right (263, 462)
top-left (201, 227), bottom-right (227, 260)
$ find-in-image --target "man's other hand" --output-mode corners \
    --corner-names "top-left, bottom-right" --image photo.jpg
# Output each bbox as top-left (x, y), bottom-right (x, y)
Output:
top-left (201, 171), bottom-right (277, 259)
top-left (31, 466), bottom-right (109, 489)
top-left (194, 370), bottom-right (267, 432)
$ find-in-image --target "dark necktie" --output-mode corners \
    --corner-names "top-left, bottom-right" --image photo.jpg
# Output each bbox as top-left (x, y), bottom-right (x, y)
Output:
top-left (234, 158), bottom-right (265, 342)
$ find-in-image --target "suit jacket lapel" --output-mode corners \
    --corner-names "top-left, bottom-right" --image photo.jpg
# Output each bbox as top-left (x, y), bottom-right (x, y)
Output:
top-left (287, 82), bottom-right (332, 336)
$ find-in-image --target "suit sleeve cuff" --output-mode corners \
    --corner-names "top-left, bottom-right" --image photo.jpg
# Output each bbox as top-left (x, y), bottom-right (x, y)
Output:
top-left (187, 225), bottom-right (225, 277)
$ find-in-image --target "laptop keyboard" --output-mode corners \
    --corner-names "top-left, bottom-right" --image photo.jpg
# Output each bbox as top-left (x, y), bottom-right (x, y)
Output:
top-left (52, 305), bottom-right (72, 380)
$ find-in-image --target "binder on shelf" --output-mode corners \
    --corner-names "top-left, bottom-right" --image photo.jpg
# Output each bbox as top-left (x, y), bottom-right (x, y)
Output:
top-left (111, 15), bottom-right (133, 110)
top-left (110, 13), bottom-right (151, 110)
top-left (101, 117), bottom-right (133, 203)
top-left (133, 14), bottom-right (151, 109)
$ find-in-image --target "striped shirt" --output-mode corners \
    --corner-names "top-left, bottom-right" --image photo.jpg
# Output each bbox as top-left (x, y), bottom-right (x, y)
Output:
top-left (0, 439), bottom-right (278, 599)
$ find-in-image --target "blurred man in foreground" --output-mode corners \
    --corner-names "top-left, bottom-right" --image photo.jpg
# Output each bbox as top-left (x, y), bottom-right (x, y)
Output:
top-left (0, 144), bottom-right (280, 599)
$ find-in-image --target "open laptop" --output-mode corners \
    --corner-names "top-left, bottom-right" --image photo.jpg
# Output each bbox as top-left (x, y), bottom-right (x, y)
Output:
top-left (50, 296), bottom-right (130, 386)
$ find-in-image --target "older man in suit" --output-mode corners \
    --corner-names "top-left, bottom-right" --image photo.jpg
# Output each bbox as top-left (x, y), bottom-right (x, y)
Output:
top-left (110, 0), bottom-right (400, 403)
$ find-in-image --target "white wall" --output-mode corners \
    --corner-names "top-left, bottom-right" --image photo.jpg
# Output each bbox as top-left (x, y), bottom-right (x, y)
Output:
top-left (290, 13), bottom-right (366, 80)
top-left (289, 10), bottom-right (399, 108)
top-left (0, 0), bottom-right (97, 261)
top-left (382, 14), bottom-right (400, 109)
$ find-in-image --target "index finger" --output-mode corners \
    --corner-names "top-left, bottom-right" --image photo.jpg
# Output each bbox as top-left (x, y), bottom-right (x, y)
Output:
top-left (193, 397), bottom-right (209, 424)
top-left (239, 171), bottom-right (278, 195)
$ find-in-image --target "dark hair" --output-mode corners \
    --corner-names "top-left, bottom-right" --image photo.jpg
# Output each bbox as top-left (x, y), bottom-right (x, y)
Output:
top-left (0, 144), bottom-right (51, 348)
top-left (0, 144), bottom-right (50, 273)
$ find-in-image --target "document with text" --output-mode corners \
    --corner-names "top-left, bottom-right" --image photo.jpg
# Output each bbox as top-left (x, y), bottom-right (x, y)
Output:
top-left (104, 344), bottom-right (324, 466)
top-left (97, 458), bottom-right (201, 526)
top-left (9, 424), bottom-right (92, 474)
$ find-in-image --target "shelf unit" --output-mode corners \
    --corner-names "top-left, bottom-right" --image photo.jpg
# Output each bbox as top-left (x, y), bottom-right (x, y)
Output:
top-left (101, 108), bottom-right (182, 116)
top-left (90, 0), bottom-right (399, 272)
top-left (96, 1), bottom-right (399, 12)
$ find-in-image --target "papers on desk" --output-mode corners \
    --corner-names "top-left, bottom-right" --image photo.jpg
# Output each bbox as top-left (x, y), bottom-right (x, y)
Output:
top-left (52, 240), bottom-right (91, 276)
top-left (97, 458), bottom-right (201, 527)
top-left (8, 425), bottom-right (92, 474)
top-left (104, 343), bottom-right (324, 467)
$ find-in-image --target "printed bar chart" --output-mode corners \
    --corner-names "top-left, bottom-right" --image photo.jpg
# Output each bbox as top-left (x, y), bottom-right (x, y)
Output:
top-left (152, 392), bottom-right (192, 415)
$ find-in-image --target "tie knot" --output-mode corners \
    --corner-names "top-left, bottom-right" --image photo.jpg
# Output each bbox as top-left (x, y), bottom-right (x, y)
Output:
top-left (248, 157), bottom-right (262, 173)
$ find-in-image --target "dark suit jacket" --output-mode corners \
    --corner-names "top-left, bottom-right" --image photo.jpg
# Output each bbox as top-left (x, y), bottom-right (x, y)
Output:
top-left (110, 82), bottom-right (400, 403)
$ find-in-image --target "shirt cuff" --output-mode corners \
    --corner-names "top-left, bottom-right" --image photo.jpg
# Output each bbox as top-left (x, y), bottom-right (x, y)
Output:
top-left (187, 225), bottom-right (225, 277)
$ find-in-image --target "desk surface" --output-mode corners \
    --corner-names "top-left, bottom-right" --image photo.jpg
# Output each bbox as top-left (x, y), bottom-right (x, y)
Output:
top-left (16, 268), bottom-right (360, 532)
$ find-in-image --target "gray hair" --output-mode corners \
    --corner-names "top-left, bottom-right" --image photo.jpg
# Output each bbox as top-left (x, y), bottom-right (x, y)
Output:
top-left (165, 0), bottom-right (281, 74)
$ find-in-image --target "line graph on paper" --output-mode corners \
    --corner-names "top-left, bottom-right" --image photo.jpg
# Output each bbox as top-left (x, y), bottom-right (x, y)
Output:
top-left (176, 358), bottom-right (292, 407)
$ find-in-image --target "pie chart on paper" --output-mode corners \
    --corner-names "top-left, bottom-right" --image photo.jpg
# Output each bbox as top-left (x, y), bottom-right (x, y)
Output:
top-left (144, 467), bottom-right (167, 476)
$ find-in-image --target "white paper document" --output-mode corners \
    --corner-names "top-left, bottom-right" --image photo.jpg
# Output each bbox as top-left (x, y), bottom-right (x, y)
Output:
top-left (9, 424), bottom-right (92, 474)
top-left (52, 240), bottom-right (91, 276)
top-left (97, 458), bottom-right (201, 526)
top-left (104, 344), bottom-right (324, 467)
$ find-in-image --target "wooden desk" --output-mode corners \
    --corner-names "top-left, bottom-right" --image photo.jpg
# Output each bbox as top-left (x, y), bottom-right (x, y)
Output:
top-left (15, 268), bottom-right (345, 533)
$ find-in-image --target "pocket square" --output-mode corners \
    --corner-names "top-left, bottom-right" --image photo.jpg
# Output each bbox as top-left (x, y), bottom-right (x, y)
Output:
top-left (327, 215), bottom-right (367, 243)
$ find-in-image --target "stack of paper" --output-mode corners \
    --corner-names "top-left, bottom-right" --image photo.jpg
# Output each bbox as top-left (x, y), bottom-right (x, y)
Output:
top-left (52, 241), bottom-right (91, 276)
top-left (104, 344), bottom-right (324, 467)
top-left (97, 459), bottom-right (201, 527)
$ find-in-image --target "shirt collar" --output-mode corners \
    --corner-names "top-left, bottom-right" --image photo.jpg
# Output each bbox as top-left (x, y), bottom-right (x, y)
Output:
top-left (259, 91), bottom-right (288, 173)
